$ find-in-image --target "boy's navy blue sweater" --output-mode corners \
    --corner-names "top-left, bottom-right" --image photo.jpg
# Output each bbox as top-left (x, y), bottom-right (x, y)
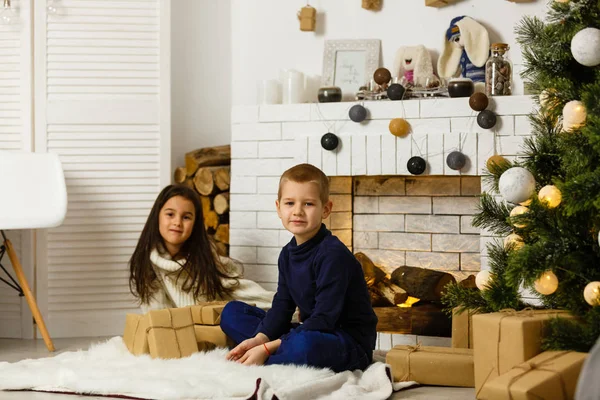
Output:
top-left (256, 224), bottom-right (378, 360)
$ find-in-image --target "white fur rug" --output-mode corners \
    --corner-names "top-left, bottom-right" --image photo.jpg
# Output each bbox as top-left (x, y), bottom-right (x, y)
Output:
top-left (0, 337), bottom-right (415, 400)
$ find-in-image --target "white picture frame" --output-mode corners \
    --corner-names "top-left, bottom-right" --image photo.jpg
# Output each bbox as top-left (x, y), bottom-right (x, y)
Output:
top-left (321, 39), bottom-right (381, 101)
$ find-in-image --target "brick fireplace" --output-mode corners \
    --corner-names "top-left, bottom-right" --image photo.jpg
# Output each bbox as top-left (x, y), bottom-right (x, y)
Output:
top-left (229, 95), bottom-right (535, 348)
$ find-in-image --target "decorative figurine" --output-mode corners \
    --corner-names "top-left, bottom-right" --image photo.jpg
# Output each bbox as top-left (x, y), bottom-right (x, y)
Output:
top-left (438, 16), bottom-right (490, 84)
top-left (393, 45), bottom-right (434, 87)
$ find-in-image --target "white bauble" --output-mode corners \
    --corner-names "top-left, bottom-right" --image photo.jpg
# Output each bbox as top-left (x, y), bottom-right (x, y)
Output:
top-left (534, 271), bottom-right (559, 295)
top-left (584, 281), bottom-right (600, 306)
top-left (476, 270), bottom-right (492, 291)
top-left (571, 28), bottom-right (600, 67)
top-left (499, 167), bottom-right (536, 204)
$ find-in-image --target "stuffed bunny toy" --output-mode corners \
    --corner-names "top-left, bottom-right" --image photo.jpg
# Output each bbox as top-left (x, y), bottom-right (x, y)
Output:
top-left (393, 45), bottom-right (434, 87)
top-left (437, 16), bottom-right (490, 83)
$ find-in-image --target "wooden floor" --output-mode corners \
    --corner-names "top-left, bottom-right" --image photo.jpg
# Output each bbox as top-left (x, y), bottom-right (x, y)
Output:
top-left (0, 338), bottom-right (475, 400)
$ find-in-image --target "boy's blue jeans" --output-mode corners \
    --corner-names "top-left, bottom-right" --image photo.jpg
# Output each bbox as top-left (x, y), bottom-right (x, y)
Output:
top-left (220, 301), bottom-right (371, 372)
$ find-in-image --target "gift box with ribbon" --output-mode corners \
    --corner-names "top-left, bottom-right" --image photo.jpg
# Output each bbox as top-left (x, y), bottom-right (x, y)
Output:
top-left (477, 350), bottom-right (587, 400)
top-left (452, 307), bottom-right (476, 349)
top-left (473, 309), bottom-right (573, 393)
top-left (194, 324), bottom-right (234, 350)
top-left (147, 307), bottom-right (198, 359)
top-left (122, 313), bottom-right (150, 356)
top-left (189, 301), bottom-right (228, 326)
top-left (386, 344), bottom-right (475, 387)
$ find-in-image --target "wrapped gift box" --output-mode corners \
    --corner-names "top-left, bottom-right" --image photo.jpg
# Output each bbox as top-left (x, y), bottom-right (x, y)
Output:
top-left (122, 313), bottom-right (150, 356)
top-left (473, 310), bottom-right (573, 393)
top-left (189, 301), bottom-right (228, 325)
top-left (478, 351), bottom-right (587, 400)
top-left (386, 345), bottom-right (475, 387)
top-left (147, 307), bottom-right (198, 359)
top-left (194, 324), bottom-right (234, 349)
top-left (452, 307), bottom-right (476, 349)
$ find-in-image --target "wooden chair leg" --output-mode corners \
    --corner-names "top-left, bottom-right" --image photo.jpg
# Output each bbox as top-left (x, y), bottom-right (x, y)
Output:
top-left (4, 239), bottom-right (55, 352)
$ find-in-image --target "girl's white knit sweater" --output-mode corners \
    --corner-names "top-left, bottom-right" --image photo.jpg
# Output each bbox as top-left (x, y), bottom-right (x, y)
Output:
top-left (140, 249), bottom-right (275, 313)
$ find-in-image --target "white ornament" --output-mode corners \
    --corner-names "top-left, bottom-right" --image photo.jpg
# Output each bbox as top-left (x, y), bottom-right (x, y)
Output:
top-left (534, 271), bottom-right (559, 295)
top-left (538, 185), bottom-right (562, 208)
top-left (562, 100), bottom-right (587, 132)
top-left (476, 270), bottom-right (492, 291)
top-left (504, 233), bottom-right (524, 250)
top-left (499, 167), bottom-right (536, 204)
top-left (571, 28), bottom-right (600, 67)
top-left (510, 206), bottom-right (529, 228)
top-left (584, 281), bottom-right (600, 306)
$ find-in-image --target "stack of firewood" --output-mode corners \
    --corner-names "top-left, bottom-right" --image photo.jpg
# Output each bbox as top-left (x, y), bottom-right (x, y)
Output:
top-left (173, 145), bottom-right (231, 256)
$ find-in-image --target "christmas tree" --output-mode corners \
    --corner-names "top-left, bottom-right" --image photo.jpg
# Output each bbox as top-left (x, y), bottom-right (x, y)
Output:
top-left (443, 0), bottom-right (600, 352)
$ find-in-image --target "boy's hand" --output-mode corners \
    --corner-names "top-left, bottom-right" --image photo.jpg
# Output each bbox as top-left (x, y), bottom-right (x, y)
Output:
top-left (226, 333), bottom-right (269, 362)
top-left (238, 344), bottom-right (270, 366)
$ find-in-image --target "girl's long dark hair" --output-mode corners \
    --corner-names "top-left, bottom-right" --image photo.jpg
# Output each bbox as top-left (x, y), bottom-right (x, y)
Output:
top-left (129, 184), bottom-right (239, 304)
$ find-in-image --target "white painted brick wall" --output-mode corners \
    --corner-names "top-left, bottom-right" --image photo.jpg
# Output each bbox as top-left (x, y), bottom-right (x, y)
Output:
top-left (230, 96), bottom-right (534, 289)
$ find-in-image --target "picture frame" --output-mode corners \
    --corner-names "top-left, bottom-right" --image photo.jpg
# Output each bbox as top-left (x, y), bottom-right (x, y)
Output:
top-left (321, 39), bottom-right (381, 101)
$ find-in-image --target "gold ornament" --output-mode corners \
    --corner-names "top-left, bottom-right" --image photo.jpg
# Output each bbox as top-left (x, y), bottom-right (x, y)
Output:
top-left (510, 206), bottom-right (529, 228)
top-left (520, 198), bottom-right (532, 207)
top-left (389, 118), bottom-right (411, 137)
top-left (555, 0), bottom-right (569, 3)
top-left (534, 270), bottom-right (559, 295)
top-left (504, 233), bottom-right (524, 250)
top-left (538, 185), bottom-right (562, 208)
top-left (562, 100), bottom-right (587, 132)
top-left (476, 270), bottom-right (492, 291)
top-left (584, 281), bottom-right (600, 306)
top-left (486, 155), bottom-right (509, 171)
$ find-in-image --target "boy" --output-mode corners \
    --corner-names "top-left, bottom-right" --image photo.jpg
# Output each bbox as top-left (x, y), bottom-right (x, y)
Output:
top-left (220, 164), bottom-right (378, 372)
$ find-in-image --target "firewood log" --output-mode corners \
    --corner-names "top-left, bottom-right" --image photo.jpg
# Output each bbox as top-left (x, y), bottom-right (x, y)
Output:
top-left (194, 167), bottom-right (216, 196)
top-left (185, 145), bottom-right (230, 176)
top-left (369, 286), bottom-right (392, 307)
top-left (459, 274), bottom-right (478, 289)
top-left (376, 281), bottom-right (408, 305)
top-left (390, 266), bottom-right (456, 303)
top-left (174, 167), bottom-right (187, 184)
top-left (214, 167), bottom-right (230, 191)
top-left (355, 252), bottom-right (386, 287)
top-left (182, 178), bottom-right (195, 190)
top-left (213, 193), bottom-right (230, 215)
top-left (215, 224), bottom-right (229, 244)
top-left (204, 211), bottom-right (219, 232)
top-left (200, 196), bottom-right (212, 218)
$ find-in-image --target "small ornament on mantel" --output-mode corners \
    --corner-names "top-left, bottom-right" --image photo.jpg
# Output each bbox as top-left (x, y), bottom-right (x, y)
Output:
top-left (297, 4), bottom-right (316, 32)
top-left (362, 0), bottom-right (381, 11)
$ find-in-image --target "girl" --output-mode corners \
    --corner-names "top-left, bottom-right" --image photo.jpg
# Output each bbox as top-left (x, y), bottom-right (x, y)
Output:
top-left (129, 184), bottom-right (274, 312)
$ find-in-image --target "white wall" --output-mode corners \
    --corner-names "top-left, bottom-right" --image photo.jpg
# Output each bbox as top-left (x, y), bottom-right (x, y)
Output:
top-left (171, 0), bottom-right (232, 171)
top-left (170, 0), bottom-right (548, 169)
top-left (231, 0), bottom-right (547, 105)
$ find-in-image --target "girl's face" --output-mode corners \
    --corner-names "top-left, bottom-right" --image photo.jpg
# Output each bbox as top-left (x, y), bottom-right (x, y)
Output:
top-left (158, 195), bottom-right (195, 256)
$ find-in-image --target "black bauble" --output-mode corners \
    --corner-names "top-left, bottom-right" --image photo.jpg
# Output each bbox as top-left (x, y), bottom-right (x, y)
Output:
top-left (477, 110), bottom-right (497, 129)
top-left (407, 156), bottom-right (427, 175)
top-left (320, 132), bottom-right (339, 151)
top-left (446, 151), bottom-right (466, 171)
top-left (387, 83), bottom-right (406, 101)
top-left (349, 104), bottom-right (367, 123)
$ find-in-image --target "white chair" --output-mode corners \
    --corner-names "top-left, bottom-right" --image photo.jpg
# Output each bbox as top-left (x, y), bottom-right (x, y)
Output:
top-left (0, 152), bottom-right (68, 351)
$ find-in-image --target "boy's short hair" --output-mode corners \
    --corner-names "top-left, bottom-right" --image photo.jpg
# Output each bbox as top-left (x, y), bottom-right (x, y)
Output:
top-left (278, 163), bottom-right (330, 204)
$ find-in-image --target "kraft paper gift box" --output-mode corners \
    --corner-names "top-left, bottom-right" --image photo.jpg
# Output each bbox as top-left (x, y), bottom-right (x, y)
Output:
top-left (122, 313), bottom-right (150, 356)
top-left (147, 307), bottom-right (198, 359)
top-left (473, 310), bottom-right (573, 393)
top-left (477, 351), bottom-right (587, 400)
top-left (194, 325), bottom-right (234, 350)
top-left (189, 301), bottom-right (228, 325)
top-left (452, 307), bottom-right (476, 349)
top-left (386, 345), bottom-right (475, 387)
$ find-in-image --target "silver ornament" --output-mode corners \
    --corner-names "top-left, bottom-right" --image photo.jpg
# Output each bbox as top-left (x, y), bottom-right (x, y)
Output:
top-left (499, 167), bottom-right (536, 204)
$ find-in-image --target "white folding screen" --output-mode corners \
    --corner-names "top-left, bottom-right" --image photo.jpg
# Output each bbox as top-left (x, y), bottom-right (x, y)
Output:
top-left (27, 0), bottom-right (170, 338)
top-left (0, 0), bottom-right (34, 339)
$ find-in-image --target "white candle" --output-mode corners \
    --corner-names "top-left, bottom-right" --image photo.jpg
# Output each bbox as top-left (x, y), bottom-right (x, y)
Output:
top-left (257, 79), bottom-right (281, 105)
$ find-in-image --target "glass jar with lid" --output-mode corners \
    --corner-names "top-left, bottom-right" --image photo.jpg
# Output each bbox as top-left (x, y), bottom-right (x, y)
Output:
top-left (485, 43), bottom-right (512, 96)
